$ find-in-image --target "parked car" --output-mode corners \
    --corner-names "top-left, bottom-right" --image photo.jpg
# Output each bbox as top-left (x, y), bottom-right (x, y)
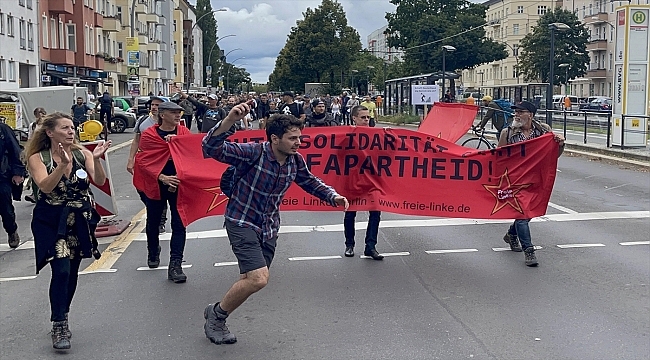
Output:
top-left (552, 95), bottom-right (580, 112)
top-left (86, 102), bottom-right (137, 133)
top-left (580, 97), bottom-right (612, 113)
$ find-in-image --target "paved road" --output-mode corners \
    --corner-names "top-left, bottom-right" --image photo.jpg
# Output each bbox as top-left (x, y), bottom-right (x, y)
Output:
top-left (1, 128), bottom-right (648, 360)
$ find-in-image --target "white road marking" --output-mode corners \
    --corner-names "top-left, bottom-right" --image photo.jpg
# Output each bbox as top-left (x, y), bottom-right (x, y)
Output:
top-left (620, 241), bottom-right (650, 246)
top-left (0, 241), bottom-right (35, 252)
top-left (288, 256), bottom-right (342, 261)
top-left (426, 249), bottom-right (479, 254)
top-left (547, 202), bottom-right (579, 214)
top-left (79, 269), bottom-right (118, 275)
top-left (0, 275), bottom-right (37, 282)
top-left (360, 251), bottom-right (410, 259)
top-left (106, 139), bottom-right (133, 154)
top-left (557, 243), bottom-right (606, 248)
top-left (131, 211), bottom-right (650, 241)
top-left (136, 264), bottom-right (193, 271)
top-left (214, 261), bottom-right (239, 267)
top-left (604, 183), bottom-right (630, 192)
top-left (492, 246), bottom-right (543, 252)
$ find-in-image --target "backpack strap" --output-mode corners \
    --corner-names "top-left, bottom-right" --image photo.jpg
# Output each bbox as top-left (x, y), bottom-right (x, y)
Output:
top-left (72, 148), bottom-right (86, 167)
top-left (39, 149), bottom-right (53, 170)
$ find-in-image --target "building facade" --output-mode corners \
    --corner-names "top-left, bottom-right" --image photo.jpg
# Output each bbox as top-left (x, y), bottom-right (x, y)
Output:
top-left (178, 0), bottom-right (203, 90)
top-left (172, 6), bottom-right (184, 88)
top-left (0, 0), bottom-right (40, 90)
top-left (367, 25), bottom-right (403, 63)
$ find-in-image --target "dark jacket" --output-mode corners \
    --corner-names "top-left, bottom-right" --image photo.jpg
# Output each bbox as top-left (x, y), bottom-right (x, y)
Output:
top-left (256, 100), bottom-right (271, 120)
top-left (188, 97), bottom-right (226, 133)
top-left (99, 93), bottom-right (113, 110)
top-left (305, 112), bottom-right (337, 127)
top-left (0, 123), bottom-right (25, 181)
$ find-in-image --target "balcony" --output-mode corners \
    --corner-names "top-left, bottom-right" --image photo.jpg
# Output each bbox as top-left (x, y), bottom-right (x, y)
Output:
top-left (585, 11), bottom-right (609, 24)
top-left (134, 3), bottom-right (147, 14)
top-left (586, 39), bottom-right (608, 52)
top-left (50, 49), bottom-right (76, 65)
top-left (138, 66), bottom-right (149, 77)
top-left (488, 19), bottom-right (501, 27)
top-left (587, 64), bottom-right (607, 78)
top-left (145, 14), bottom-right (159, 23)
top-left (49, 0), bottom-right (73, 14)
top-left (159, 42), bottom-right (168, 52)
top-left (137, 35), bottom-right (149, 45)
top-left (102, 16), bottom-right (121, 32)
top-left (95, 56), bottom-right (105, 69)
top-left (94, 12), bottom-right (104, 27)
top-left (149, 69), bottom-right (160, 79)
top-left (158, 69), bottom-right (168, 79)
top-left (104, 62), bottom-right (123, 73)
top-left (147, 41), bottom-right (160, 51)
top-left (158, 16), bottom-right (167, 26)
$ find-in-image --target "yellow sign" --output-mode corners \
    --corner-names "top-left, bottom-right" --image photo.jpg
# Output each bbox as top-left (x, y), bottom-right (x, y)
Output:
top-left (615, 119), bottom-right (620, 126)
top-left (632, 119), bottom-right (640, 127)
top-left (126, 37), bottom-right (139, 51)
top-left (633, 10), bottom-right (646, 24)
top-left (0, 102), bottom-right (17, 129)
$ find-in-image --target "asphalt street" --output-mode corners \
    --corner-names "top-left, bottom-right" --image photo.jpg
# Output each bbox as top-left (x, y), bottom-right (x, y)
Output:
top-left (1, 127), bottom-right (648, 360)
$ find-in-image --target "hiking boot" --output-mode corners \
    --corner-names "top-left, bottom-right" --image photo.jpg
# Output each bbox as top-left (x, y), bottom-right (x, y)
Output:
top-left (63, 313), bottom-right (72, 339)
top-left (503, 233), bottom-right (522, 252)
top-left (8, 232), bottom-right (20, 249)
top-left (51, 321), bottom-right (71, 350)
top-left (168, 259), bottom-right (187, 283)
top-left (158, 224), bottom-right (166, 234)
top-left (204, 303), bottom-right (237, 345)
top-left (147, 245), bottom-right (161, 268)
top-left (524, 247), bottom-right (538, 267)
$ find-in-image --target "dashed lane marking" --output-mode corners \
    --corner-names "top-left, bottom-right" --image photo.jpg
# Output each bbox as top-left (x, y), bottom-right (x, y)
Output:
top-left (557, 243), bottom-right (607, 249)
top-left (214, 262), bottom-right (239, 267)
top-left (106, 139), bottom-right (133, 154)
top-left (547, 202), bottom-right (578, 214)
top-left (492, 246), bottom-right (544, 252)
top-left (360, 251), bottom-right (410, 259)
top-left (79, 269), bottom-right (118, 275)
top-left (136, 264), bottom-right (193, 271)
top-left (0, 275), bottom-right (37, 282)
top-left (620, 241), bottom-right (650, 246)
top-left (288, 256), bottom-right (342, 261)
top-left (426, 249), bottom-right (479, 254)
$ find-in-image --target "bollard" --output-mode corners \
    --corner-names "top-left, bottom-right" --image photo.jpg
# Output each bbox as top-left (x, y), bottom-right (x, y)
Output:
top-left (583, 111), bottom-right (588, 144)
top-left (606, 112), bottom-right (611, 148)
top-left (563, 109), bottom-right (567, 141)
top-left (621, 114), bottom-right (626, 149)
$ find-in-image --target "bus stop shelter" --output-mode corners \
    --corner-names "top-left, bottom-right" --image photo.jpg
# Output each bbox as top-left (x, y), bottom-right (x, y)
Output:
top-left (384, 71), bottom-right (460, 116)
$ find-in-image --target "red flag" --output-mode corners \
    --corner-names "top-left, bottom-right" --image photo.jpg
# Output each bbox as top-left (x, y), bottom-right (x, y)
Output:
top-left (169, 127), bottom-right (558, 227)
top-left (418, 102), bottom-right (478, 142)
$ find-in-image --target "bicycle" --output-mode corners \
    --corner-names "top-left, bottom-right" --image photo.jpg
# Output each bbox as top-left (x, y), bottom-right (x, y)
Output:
top-left (461, 127), bottom-right (498, 150)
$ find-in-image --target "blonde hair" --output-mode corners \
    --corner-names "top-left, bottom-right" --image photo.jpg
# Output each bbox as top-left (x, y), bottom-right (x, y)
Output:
top-left (25, 112), bottom-right (82, 158)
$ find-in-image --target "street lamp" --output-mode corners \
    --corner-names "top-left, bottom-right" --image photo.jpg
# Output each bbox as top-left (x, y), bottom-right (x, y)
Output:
top-left (210, 46), bottom-right (240, 88)
top-left (366, 65), bottom-right (375, 95)
top-left (559, 63), bottom-right (570, 95)
top-left (547, 22), bottom-right (570, 126)
top-left (441, 45), bottom-right (456, 102)
top-left (477, 70), bottom-right (485, 96)
top-left (200, 34), bottom-right (236, 89)
top-left (351, 69), bottom-right (359, 93)
top-left (226, 57), bottom-right (245, 94)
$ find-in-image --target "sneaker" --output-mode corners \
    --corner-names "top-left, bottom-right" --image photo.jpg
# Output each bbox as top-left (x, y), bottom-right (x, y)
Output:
top-left (8, 232), bottom-right (20, 249)
top-left (503, 233), bottom-right (522, 252)
top-left (147, 245), bottom-right (161, 268)
top-left (51, 321), bottom-right (71, 350)
top-left (168, 259), bottom-right (187, 283)
top-left (204, 303), bottom-right (237, 345)
top-left (524, 248), bottom-right (538, 267)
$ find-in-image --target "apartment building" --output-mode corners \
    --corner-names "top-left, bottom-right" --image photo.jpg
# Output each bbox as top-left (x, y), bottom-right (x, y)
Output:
top-left (178, 0), bottom-right (202, 90)
top-left (461, 0), bottom-right (562, 97)
top-left (367, 25), bottom-right (403, 63)
top-left (0, 0), bottom-right (40, 90)
top-left (172, 5), bottom-right (184, 88)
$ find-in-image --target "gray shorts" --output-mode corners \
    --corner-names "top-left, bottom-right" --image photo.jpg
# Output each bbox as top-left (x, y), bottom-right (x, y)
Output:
top-left (225, 220), bottom-right (276, 274)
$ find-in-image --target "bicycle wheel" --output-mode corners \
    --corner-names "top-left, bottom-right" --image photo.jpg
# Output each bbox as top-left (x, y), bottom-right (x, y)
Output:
top-left (462, 137), bottom-right (492, 150)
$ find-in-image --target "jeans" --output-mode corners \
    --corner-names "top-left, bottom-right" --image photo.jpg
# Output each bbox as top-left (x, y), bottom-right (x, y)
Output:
top-left (138, 190), bottom-right (167, 226)
top-left (342, 111), bottom-right (351, 125)
top-left (508, 219), bottom-right (533, 250)
top-left (0, 180), bottom-right (18, 235)
top-left (145, 185), bottom-right (186, 262)
top-left (99, 108), bottom-right (112, 130)
top-left (344, 211), bottom-right (381, 251)
top-left (49, 257), bottom-right (82, 322)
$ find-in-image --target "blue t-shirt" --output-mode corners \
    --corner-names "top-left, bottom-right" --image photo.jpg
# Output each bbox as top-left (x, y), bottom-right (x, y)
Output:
top-left (71, 104), bottom-right (91, 122)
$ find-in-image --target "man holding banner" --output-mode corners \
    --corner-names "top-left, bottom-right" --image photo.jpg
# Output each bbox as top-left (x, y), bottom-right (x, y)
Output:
top-left (497, 101), bottom-right (565, 266)
top-left (200, 106), bottom-right (349, 345)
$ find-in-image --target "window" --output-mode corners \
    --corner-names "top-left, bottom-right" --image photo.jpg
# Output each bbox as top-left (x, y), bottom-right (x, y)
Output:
top-left (67, 24), bottom-right (76, 52)
top-left (0, 13), bottom-right (4, 35)
top-left (513, 44), bottom-right (519, 56)
top-left (174, 40), bottom-right (177, 54)
top-left (27, 21), bottom-right (34, 51)
top-left (513, 24), bottom-right (519, 35)
top-left (117, 41), bottom-right (123, 58)
top-left (0, 60), bottom-right (5, 80)
top-left (7, 15), bottom-right (14, 37)
top-left (513, 67), bottom-right (517, 78)
top-left (116, 6), bottom-right (122, 22)
top-left (173, 20), bottom-right (176, 32)
top-left (42, 15), bottom-right (48, 48)
top-left (50, 19), bottom-right (56, 49)
top-left (174, 63), bottom-right (177, 77)
top-left (589, 3), bottom-right (593, 16)
top-left (8, 61), bottom-right (16, 81)
top-left (517, 6), bottom-right (524, 14)
top-left (19, 19), bottom-right (26, 49)
top-left (538, 6), bottom-right (547, 15)
top-left (59, 20), bottom-right (64, 49)
top-left (90, 26), bottom-right (94, 54)
top-left (84, 25), bottom-right (89, 54)
top-left (19, 0), bottom-right (25, 7)
top-left (27, 0), bottom-right (32, 9)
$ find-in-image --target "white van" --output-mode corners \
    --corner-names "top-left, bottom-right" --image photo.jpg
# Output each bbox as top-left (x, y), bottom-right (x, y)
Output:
top-left (552, 95), bottom-right (580, 112)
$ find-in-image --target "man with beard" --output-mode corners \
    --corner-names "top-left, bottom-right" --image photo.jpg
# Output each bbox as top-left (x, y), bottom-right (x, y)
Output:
top-left (256, 94), bottom-right (271, 125)
top-left (496, 101), bottom-right (565, 266)
top-left (305, 99), bottom-right (337, 127)
top-left (278, 91), bottom-right (305, 121)
top-left (182, 93), bottom-right (227, 133)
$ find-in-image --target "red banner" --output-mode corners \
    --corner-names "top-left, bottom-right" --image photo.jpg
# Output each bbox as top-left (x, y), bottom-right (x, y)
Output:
top-left (418, 102), bottom-right (479, 142)
top-left (169, 127), bottom-right (558, 227)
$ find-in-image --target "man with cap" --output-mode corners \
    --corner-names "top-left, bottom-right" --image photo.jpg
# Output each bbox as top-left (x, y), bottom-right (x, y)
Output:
top-left (127, 95), bottom-right (169, 234)
top-left (278, 91), bottom-right (305, 121)
top-left (305, 98), bottom-right (337, 127)
top-left (181, 93), bottom-right (227, 133)
top-left (360, 95), bottom-right (377, 127)
top-left (133, 100), bottom-right (191, 282)
top-left (477, 96), bottom-right (507, 134)
top-left (496, 100), bottom-right (565, 267)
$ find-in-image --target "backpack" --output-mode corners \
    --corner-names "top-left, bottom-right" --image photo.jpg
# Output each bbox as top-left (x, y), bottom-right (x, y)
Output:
top-left (493, 99), bottom-right (514, 126)
top-left (220, 147), bottom-right (263, 198)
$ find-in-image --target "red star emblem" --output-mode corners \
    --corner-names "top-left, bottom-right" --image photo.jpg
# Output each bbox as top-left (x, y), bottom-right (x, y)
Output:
top-left (202, 186), bottom-right (228, 213)
top-left (483, 168), bottom-right (531, 215)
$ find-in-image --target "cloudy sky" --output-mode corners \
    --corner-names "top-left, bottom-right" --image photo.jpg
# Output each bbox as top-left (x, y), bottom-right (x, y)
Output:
top-left (201, 0), bottom-right (483, 83)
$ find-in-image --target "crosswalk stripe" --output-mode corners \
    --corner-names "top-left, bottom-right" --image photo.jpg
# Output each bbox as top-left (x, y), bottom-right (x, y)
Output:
top-left (557, 244), bottom-right (606, 248)
top-left (619, 241), bottom-right (650, 246)
top-left (214, 262), bottom-right (238, 267)
top-left (426, 249), bottom-right (479, 254)
top-left (288, 256), bottom-right (341, 261)
top-left (492, 246), bottom-right (543, 252)
top-left (136, 264), bottom-right (193, 271)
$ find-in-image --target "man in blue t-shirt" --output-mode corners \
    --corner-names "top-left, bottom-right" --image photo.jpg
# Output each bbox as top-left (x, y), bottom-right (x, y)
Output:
top-left (70, 97), bottom-right (92, 127)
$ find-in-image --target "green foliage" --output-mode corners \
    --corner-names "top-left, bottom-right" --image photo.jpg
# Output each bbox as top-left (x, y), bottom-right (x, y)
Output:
top-left (222, 63), bottom-right (251, 94)
top-left (195, 0), bottom-right (219, 87)
top-left (268, 0), bottom-right (362, 92)
top-left (378, 113), bottom-right (421, 125)
top-left (252, 84), bottom-right (269, 94)
top-left (519, 9), bottom-right (590, 85)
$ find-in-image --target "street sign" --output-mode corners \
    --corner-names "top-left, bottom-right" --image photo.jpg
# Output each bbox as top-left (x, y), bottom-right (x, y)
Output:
top-left (41, 75), bottom-right (51, 82)
top-left (127, 51), bottom-right (140, 67)
top-left (66, 77), bottom-right (81, 84)
top-left (127, 66), bottom-right (139, 76)
top-left (411, 85), bottom-right (440, 105)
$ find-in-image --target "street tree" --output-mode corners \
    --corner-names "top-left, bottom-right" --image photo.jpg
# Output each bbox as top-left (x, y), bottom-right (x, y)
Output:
top-left (385, 0), bottom-right (508, 76)
top-left (195, 0), bottom-right (219, 87)
top-left (222, 64), bottom-right (250, 94)
top-left (268, 0), bottom-right (361, 92)
top-left (518, 9), bottom-right (590, 86)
